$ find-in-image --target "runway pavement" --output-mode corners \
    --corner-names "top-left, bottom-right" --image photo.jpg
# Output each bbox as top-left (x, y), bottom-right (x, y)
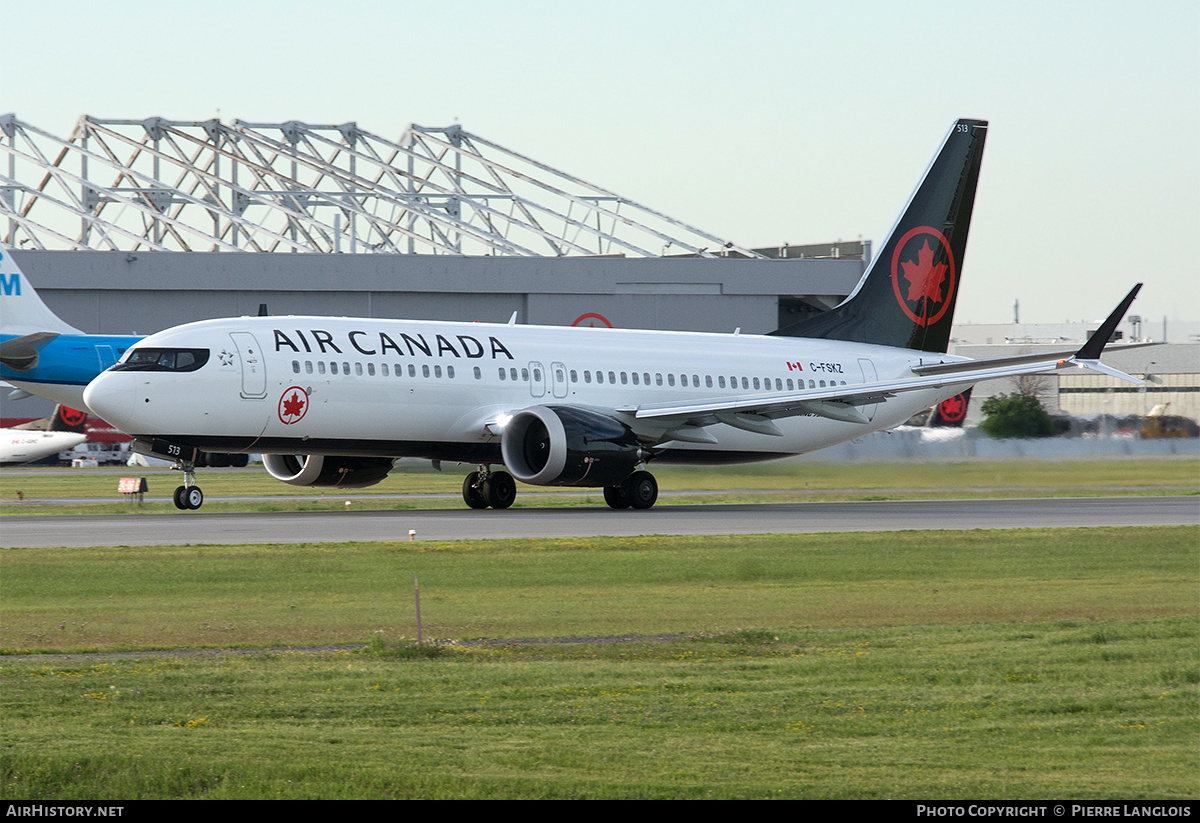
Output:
top-left (2, 496), bottom-right (1196, 548)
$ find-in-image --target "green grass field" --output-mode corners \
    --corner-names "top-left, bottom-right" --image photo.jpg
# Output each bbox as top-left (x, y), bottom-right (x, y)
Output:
top-left (2, 457), bottom-right (1197, 515)
top-left (2, 525), bottom-right (1197, 799)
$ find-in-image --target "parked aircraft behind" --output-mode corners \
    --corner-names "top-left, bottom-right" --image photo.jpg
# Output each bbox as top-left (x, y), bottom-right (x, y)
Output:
top-left (0, 254), bottom-right (141, 411)
top-left (0, 249), bottom-right (248, 468)
top-left (83, 119), bottom-right (1144, 511)
top-left (0, 405), bottom-right (88, 464)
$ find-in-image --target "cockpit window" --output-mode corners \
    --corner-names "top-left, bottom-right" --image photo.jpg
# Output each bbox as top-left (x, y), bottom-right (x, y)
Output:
top-left (112, 347), bottom-right (210, 372)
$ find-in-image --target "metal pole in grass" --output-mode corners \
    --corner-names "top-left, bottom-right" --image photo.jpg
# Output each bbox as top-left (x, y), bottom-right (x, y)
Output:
top-left (415, 575), bottom-right (422, 646)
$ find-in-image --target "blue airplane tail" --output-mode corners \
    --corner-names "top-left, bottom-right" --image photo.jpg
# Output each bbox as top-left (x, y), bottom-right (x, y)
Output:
top-left (0, 247), bottom-right (82, 337)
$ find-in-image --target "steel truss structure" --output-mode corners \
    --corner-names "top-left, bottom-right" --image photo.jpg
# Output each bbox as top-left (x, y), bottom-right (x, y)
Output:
top-left (0, 114), bottom-right (763, 258)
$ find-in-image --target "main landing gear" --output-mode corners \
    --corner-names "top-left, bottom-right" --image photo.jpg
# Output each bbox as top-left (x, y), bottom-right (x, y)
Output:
top-left (172, 461), bottom-right (204, 510)
top-left (461, 466), bottom-right (659, 511)
top-left (602, 470), bottom-right (658, 510)
top-left (462, 466), bottom-right (516, 510)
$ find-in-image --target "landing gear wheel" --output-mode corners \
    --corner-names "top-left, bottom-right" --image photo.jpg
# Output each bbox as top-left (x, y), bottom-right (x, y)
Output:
top-left (483, 470), bottom-right (516, 510)
top-left (462, 472), bottom-right (488, 509)
top-left (603, 484), bottom-right (630, 509)
top-left (623, 471), bottom-right (658, 510)
top-left (173, 485), bottom-right (204, 510)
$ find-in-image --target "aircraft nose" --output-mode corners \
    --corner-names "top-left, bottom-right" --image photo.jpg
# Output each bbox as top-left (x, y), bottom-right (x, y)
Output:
top-left (82, 371), bottom-right (136, 431)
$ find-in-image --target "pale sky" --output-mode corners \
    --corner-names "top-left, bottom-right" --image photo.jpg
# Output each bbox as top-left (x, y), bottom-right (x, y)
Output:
top-left (6, 0), bottom-right (1198, 330)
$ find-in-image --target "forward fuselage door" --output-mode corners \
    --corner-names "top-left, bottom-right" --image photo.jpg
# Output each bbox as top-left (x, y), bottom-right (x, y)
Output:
top-left (528, 361), bottom-right (546, 398)
top-left (95, 345), bottom-right (118, 371)
top-left (857, 358), bottom-right (878, 422)
top-left (551, 361), bottom-right (568, 399)
top-left (230, 331), bottom-right (267, 399)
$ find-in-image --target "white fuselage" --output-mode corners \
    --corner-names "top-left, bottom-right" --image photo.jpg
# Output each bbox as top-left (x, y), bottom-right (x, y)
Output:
top-left (0, 428), bottom-right (87, 464)
top-left (83, 315), bottom-right (966, 470)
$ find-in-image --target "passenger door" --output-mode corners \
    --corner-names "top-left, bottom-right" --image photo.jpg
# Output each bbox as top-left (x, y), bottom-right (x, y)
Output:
top-left (230, 332), bottom-right (267, 399)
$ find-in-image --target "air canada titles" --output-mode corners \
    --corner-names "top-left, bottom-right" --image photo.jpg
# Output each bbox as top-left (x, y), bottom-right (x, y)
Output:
top-left (272, 328), bottom-right (514, 361)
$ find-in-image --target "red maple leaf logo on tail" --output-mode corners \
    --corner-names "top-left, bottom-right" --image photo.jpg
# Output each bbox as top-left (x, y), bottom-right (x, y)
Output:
top-left (889, 227), bottom-right (956, 328)
top-left (900, 239), bottom-right (948, 305)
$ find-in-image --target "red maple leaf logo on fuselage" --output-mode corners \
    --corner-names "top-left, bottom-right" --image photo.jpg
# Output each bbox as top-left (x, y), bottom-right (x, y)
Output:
top-left (278, 387), bottom-right (309, 424)
top-left (282, 392), bottom-right (305, 419)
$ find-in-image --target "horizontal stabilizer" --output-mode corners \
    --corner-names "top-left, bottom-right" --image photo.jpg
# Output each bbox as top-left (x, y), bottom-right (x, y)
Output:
top-left (0, 332), bottom-right (62, 371)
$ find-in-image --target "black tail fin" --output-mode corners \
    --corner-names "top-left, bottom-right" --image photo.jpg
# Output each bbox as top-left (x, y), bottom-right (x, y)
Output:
top-left (771, 119), bottom-right (988, 353)
top-left (50, 405), bottom-right (89, 433)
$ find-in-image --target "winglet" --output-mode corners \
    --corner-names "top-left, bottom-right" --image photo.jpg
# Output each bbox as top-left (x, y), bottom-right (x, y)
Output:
top-left (1075, 284), bottom-right (1142, 360)
top-left (1067, 284), bottom-right (1145, 386)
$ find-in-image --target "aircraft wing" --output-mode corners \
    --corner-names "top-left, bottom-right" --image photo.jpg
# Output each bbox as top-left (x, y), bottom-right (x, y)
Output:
top-left (620, 285), bottom-right (1145, 433)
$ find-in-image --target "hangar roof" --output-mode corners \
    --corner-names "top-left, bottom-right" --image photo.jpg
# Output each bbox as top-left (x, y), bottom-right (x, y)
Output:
top-left (1, 115), bottom-right (764, 259)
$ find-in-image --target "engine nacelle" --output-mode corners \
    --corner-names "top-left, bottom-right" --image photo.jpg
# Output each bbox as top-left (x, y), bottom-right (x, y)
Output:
top-left (263, 453), bottom-right (394, 488)
top-left (500, 405), bottom-right (643, 487)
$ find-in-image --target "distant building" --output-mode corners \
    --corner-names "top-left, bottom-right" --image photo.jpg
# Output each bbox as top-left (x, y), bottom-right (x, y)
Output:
top-left (951, 321), bottom-right (1199, 424)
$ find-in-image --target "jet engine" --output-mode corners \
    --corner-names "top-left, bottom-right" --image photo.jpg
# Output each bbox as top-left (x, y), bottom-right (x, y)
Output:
top-left (500, 405), bottom-right (644, 486)
top-left (262, 454), bottom-right (394, 488)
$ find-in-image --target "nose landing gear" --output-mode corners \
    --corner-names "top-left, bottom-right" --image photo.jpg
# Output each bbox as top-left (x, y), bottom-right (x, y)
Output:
top-left (172, 461), bottom-right (204, 510)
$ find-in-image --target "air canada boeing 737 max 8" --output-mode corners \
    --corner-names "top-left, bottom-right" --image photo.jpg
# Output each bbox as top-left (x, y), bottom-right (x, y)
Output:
top-left (81, 119), bottom-right (1144, 511)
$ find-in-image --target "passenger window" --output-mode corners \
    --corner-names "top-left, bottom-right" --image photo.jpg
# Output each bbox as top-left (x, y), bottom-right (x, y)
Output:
top-left (331, 362), bottom-right (339, 375)
top-left (355, 363), bottom-right (364, 376)
top-left (317, 361), bottom-right (326, 375)
top-left (474, 366), bottom-right (481, 379)
top-left (667, 374), bottom-right (675, 387)
top-left (292, 360), bottom-right (300, 374)
top-left (447, 366), bottom-right (455, 379)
